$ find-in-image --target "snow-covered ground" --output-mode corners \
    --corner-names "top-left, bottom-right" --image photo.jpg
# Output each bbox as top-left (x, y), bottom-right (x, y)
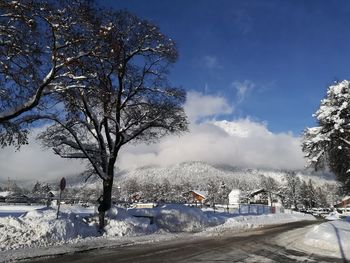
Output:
top-left (0, 203), bottom-right (317, 262)
top-left (275, 216), bottom-right (350, 261)
top-left (302, 218), bottom-right (350, 259)
top-left (0, 204), bottom-right (45, 217)
top-left (203, 212), bottom-right (315, 236)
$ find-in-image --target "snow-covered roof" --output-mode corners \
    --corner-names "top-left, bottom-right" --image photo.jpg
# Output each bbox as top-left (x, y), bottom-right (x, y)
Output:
top-left (191, 190), bottom-right (207, 198)
top-left (250, 189), bottom-right (266, 196)
top-left (341, 196), bottom-right (350, 201)
top-left (0, 191), bottom-right (12, 197)
top-left (50, 191), bottom-right (59, 196)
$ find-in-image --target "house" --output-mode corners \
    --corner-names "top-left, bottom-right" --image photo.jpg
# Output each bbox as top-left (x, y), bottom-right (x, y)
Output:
top-left (49, 191), bottom-right (59, 198)
top-left (334, 196), bottom-right (350, 208)
top-left (188, 190), bottom-right (207, 203)
top-left (228, 189), bottom-right (241, 206)
top-left (250, 189), bottom-right (283, 207)
top-left (0, 191), bottom-right (12, 198)
top-left (5, 193), bottom-right (31, 204)
top-left (250, 189), bottom-right (269, 205)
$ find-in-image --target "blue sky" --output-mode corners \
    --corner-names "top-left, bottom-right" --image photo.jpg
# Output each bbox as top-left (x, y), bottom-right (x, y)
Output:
top-left (7, 0), bottom-right (346, 180)
top-left (99, 0), bottom-right (350, 135)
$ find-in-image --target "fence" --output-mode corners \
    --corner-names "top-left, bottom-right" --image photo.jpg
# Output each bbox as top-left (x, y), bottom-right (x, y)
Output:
top-left (210, 204), bottom-right (286, 215)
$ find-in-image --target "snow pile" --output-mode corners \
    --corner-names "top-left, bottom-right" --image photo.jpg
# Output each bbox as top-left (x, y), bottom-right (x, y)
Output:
top-left (59, 205), bottom-right (95, 217)
top-left (128, 205), bottom-right (315, 233)
top-left (153, 204), bottom-right (218, 232)
top-left (0, 205), bottom-right (45, 217)
top-left (0, 207), bottom-right (96, 250)
top-left (104, 207), bottom-right (156, 236)
top-left (205, 212), bottom-right (316, 234)
top-left (0, 205), bottom-right (159, 251)
top-left (0, 205), bottom-right (44, 212)
top-left (129, 204), bottom-right (221, 232)
top-left (0, 204), bottom-right (318, 253)
top-left (303, 219), bottom-right (350, 256)
top-left (324, 211), bottom-right (341, 221)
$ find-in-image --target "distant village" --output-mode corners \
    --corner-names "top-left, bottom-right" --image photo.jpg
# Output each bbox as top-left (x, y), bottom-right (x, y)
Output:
top-left (1, 174), bottom-right (349, 217)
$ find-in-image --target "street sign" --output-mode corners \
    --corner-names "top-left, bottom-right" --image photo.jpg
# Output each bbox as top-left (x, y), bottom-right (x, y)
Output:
top-left (57, 177), bottom-right (66, 219)
top-left (60, 177), bottom-right (66, 191)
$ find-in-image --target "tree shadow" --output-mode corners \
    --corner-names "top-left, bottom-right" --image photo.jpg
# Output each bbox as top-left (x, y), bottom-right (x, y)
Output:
top-left (330, 222), bottom-right (348, 263)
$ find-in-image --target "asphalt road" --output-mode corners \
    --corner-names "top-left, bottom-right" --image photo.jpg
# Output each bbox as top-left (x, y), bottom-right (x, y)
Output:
top-left (28, 220), bottom-right (345, 263)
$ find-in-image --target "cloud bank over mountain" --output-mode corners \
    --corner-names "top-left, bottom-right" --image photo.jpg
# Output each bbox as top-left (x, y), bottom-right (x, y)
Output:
top-left (0, 91), bottom-right (305, 181)
top-left (119, 118), bottom-right (304, 171)
top-left (119, 91), bottom-right (305, 171)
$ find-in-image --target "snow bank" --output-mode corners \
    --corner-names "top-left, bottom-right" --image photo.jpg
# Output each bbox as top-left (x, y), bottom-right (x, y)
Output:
top-left (0, 205), bottom-right (45, 218)
top-left (0, 203), bottom-right (317, 254)
top-left (0, 207), bottom-right (97, 251)
top-left (204, 212), bottom-right (316, 234)
top-left (152, 204), bottom-right (217, 232)
top-left (104, 207), bottom-right (157, 236)
top-left (0, 205), bottom-right (160, 251)
top-left (59, 205), bottom-right (95, 217)
top-left (324, 211), bottom-right (341, 221)
top-left (303, 219), bottom-right (350, 257)
top-left (129, 204), bottom-right (222, 232)
top-left (128, 205), bottom-right (314, 233)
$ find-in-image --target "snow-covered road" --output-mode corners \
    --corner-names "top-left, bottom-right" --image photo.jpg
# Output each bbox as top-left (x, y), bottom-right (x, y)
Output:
top-left (276, 219), bottom-right (350, 262)
top-left (28, 220), bottom-right (340, 263)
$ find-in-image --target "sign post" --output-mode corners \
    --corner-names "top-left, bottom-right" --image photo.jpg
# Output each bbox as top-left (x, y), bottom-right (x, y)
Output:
top-left (56, 177), bottom-right (66, 219)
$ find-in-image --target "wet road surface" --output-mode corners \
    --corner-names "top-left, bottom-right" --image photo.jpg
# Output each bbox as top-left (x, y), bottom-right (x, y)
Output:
top-left (28, 220), bottom-right (345, 263)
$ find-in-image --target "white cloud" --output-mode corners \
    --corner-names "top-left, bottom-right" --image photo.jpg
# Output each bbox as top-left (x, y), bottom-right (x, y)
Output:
top-left (0, 92), bottom-right (305, 182)
top-left (232, 80), bottom-right (255, 104)
top-left (202, 55), bottom-right (222, 69)
top-left (0, 131), bottom-right (85, 182)
top-left (184, 91), bottom-right (233, 122)
top-left (233, 9), bottom-right (254, 34)
top-left (119, 118), bottom-right (305, 171)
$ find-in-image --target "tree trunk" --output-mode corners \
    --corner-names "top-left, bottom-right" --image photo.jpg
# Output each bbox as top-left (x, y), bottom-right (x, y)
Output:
top-left (98, 175), bottom-right (114, 231)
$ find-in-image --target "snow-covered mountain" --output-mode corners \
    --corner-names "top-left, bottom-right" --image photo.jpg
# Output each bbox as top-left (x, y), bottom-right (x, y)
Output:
top-left (24, 161), bottom-right (336, 193)
top-left (112, 161), bottom-right (335, 189)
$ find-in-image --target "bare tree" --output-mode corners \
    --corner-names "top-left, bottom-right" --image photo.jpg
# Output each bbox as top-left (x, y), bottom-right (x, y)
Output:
top-left (38, 11), bottom-right (188, 229)
top-left (0, 0), bottom-right (93, 147)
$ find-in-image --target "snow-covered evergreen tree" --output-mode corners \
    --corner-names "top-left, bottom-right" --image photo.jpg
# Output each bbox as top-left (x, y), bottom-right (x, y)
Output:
top-left (32, 182), bottom-right (42, 195)
top-left (217, 181), bottom-right (230, 204)
top-left (206, 180), bottom-right (218, 207)
top-left (41, 184), bottom-right (51, 194)
top-left (315, 186), bottom-right (328, 207)
top-left (283, 171), bottom-right (301, 209)
top-left (307, 179), bottom-right (317, 208)
top-left (299, 180), bottom-right (310, 208)
top-left (302, 80), bottom-right (350, 192)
